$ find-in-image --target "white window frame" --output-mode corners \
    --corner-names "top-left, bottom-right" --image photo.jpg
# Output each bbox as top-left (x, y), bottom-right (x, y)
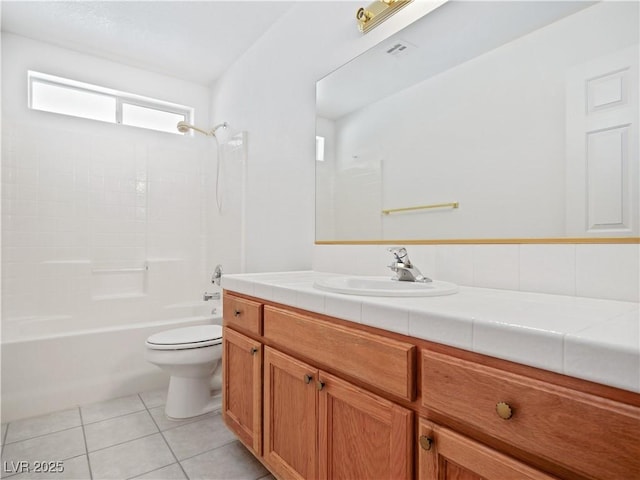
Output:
top-left (28, 71), bottom-right (194, 134)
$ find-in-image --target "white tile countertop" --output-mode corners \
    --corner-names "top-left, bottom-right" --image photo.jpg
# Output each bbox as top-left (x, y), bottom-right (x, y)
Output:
top-left (221, 271), bottom-right (640, 394)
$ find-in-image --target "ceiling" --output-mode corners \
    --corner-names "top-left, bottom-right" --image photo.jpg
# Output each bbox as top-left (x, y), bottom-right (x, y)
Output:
top-left (1, 1), bottom-right (295, 86)
top-left (317, 0), bottom-right (594, 119)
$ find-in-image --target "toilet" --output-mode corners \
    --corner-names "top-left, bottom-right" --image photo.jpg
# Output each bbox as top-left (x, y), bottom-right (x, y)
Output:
top-left (145, 324), bottom-right (223, 419)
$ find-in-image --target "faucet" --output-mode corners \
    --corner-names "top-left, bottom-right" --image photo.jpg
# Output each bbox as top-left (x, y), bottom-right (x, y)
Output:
top-left (203, 291), bottom-right (220, 301)
top-left (387, 247), bottom-right (432, 283)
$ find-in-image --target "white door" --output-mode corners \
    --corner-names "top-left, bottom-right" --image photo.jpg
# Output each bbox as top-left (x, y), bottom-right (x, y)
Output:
top-left (565, 45), bottom-right (639, 236)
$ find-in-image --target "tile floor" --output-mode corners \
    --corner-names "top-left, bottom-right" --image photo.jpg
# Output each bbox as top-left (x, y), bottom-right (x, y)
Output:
top-left (1, 390), bottom-right (273, 480)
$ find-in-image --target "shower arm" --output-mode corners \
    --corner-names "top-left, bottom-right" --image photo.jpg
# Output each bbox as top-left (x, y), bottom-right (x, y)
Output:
top-left (177, 121), bottom-right (228, 137)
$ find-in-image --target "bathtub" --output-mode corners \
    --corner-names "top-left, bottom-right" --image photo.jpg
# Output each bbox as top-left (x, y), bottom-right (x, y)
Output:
top-left (1, 301), bottom-right (221, 422)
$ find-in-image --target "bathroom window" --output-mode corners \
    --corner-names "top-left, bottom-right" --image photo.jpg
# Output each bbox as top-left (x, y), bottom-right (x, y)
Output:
top-left (28, 71), bottom-right (193, 134)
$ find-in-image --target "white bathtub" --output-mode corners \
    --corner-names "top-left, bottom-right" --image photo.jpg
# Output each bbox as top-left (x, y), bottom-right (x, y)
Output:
top-left (1, 301), bottom-right (221, 422)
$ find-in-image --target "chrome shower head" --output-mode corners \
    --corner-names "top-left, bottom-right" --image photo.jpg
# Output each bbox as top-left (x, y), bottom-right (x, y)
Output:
top-left (177, 121), bottom-right (228, 137)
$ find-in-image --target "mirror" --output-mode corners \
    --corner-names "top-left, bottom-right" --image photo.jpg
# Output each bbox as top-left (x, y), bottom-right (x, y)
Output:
top-left (316, 1), bottom-right (639, 243)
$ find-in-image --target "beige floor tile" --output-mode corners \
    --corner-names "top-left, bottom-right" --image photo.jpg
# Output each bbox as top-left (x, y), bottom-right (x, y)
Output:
top-left (162, 414), bottom-right (236, 460)
top-left (1, 428), bottom-right (86, 470)
top-left (10, 454), bottom-right (90, 480)
top-left (89, 433), bottom-right (175, 480)
top-left (132, 463), bottom-right (187, 480)
top-left (139, 389), bottom-right (167, 409)
top-left (180, 441), bottom-right (267, 480)
top-left (84, 410), bottom-right (158, 452)
top-left (148, 406), bottom-right (215, 432)
top-left (4, 409), bottom-right (80, 444)
top-left (81, 395), bottom-right (145, 425)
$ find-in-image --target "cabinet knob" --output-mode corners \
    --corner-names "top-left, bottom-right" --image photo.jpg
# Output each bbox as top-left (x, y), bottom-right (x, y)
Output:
top-left (250, 347), bottom-right (259, 355)
top-left (496, 401), bottom-right (513, 420)
top-left (316, 381), bottom-right (325, 391)
top-left (419, 435), bottom-right (433, 451)
top-left (233, 309), bottom-right (242, 317)
top-left (304, 374), bottom-right (313, 384)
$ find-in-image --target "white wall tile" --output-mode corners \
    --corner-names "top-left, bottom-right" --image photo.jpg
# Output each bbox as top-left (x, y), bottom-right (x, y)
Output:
top-left (472, 245), bottom-right (520, 290)
top-left (520, 244), bottom-right (576, 296)
top-left (576, 244), bottom-right (640, 302)
top-left (434, 245), bottom-right (474, 286)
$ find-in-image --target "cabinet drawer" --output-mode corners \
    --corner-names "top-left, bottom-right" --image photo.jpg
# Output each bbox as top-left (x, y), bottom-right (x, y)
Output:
top-left (264, 305), bottom-right (415, 401)
top-left (223, 294), bottom-right (263, 335)
top-left (422, 350), bottom-right (640, 480)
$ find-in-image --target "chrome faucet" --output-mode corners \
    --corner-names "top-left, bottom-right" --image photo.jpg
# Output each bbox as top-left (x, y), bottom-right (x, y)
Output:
top-left (203, 291), bottom-right (220, 301)
top-left (387, 247), bottom-right (432, 283)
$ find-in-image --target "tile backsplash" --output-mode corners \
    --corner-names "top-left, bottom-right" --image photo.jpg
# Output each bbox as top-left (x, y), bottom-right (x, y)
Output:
top-left (313, 243), bottom-right (639, 302)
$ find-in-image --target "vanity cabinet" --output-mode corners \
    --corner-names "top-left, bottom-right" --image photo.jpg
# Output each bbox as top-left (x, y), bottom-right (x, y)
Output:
top-left (421, 350), bottom-right (640, 480)
top-left (222, 326), bottom-right (262, 455)
top-left (222, 291), bottom-right (640, 480)
top-left (263, 346), bottom-right (413, 480)
top-left (417, 419), bottom-right (554, 480)
top-left (263, 346), bottom-right (318, 480)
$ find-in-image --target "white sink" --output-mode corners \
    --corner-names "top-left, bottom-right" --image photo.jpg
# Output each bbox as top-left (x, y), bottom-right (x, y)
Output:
top-left (313, 276), bottom-right (458, 297)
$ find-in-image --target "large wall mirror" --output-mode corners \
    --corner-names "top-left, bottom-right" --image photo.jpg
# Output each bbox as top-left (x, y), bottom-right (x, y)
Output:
top-left (316, 1), bottom-right (639, 244)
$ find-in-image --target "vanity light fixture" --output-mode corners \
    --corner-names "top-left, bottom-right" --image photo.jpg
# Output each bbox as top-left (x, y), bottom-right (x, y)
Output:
top-left (356, 0), bottom-right (412, 33)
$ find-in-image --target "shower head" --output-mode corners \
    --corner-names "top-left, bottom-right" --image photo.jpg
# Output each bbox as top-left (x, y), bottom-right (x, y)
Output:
top-left (177, 121), bottom-right (229, 137)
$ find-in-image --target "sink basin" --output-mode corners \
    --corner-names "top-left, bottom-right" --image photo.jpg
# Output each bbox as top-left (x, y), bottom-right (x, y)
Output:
top-left (313, 276), bottom-right (458, 297)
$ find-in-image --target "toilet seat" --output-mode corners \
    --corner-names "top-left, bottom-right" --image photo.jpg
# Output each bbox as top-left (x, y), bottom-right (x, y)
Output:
top-left (146, 325), bottom-right (222, 350)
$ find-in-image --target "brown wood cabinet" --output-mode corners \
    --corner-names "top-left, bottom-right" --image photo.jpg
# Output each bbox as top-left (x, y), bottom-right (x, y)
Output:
top-left (263, 346), bottom-right (413, 480)
top-left (222, 291), bottom-right (640, 480)
top-left (222, 326), bottom-right (262, 455)
top-left (318, 371), bottom-right (413, 480)
top-left (263, 346), bottom-right (318, 480)
top-left (418, 418), bottom-right (555, 480)
top-left (421, 350), bottom-right (640, 480)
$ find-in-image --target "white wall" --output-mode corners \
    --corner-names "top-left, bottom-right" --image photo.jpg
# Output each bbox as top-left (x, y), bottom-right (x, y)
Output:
top-left (210, 1), bottom-right (447, 272)
top-left (1, 33), bottom-right (218, 325)
top-left (208, 2), bottom-right (638, 303)
top-left (328, 1), bottom-right (638, 240)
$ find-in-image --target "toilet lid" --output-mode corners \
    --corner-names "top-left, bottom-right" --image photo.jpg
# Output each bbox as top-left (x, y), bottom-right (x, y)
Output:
top-left (146, 325), bottom-right (222, 350)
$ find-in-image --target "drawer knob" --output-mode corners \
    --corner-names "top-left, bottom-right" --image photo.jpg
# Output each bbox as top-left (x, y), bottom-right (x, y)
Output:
top-left (304, 374), bottom-right (313, 384)
top-left (419, 435), bottom-right (433, 451)
top-left (316, 381), bottom-right (326, 391)
top-left (496, 401), bottom-right (513, 420)
top-left (250, 347), bottom-right (259, 355)
top-left (234, 309), bottom-right (242, 317)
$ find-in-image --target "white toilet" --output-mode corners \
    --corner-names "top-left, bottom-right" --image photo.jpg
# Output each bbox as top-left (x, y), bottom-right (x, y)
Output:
top-left (145, 324), bottom-right (223, 419)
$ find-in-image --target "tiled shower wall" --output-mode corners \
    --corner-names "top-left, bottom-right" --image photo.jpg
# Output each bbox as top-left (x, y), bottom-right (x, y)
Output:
top-left (1, 33), bottom-right (221, 329)
top-left (1, 120), bottom-right (211, 324)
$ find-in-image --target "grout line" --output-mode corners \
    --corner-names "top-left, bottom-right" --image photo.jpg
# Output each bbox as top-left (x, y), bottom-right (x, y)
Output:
top-left (86, 431), bottom-right (159, 454)
top-left (148, 408), bottom-right (219, 433)
top-left (125, 462), bottom-right (180, 480)
top-left (2, 424), bottom-right (82, 446)
top-left (1, 422), bottom-right (9, 456)
top-left (176, 438), bottom-right (238, 464)
top-left (82, 407), bottom-right (147, 427)
top-left (140, 393), bottom-right (190, 480)
top-left (78, 407), bottom-right (94, 480)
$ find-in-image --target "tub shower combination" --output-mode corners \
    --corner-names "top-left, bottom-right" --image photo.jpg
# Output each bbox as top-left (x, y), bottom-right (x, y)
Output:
top-left (1, 298), bottom-right (221, 422)
top-left (1, 120), bottom-right (235, 422)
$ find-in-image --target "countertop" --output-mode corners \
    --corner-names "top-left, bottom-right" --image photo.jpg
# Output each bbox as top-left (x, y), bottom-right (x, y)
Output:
top-left (221, 271), bottom-right (640, 394)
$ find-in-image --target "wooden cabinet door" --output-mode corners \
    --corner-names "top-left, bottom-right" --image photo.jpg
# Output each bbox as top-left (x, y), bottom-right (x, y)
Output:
top-left (418, 419), bottom-right (556, 480)
top-left (318, 371), bottom-right (413, 480)
top-left (264, 347), bottom-right (318, 480)
top-left (222, 327), bottom-right (262, 455)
